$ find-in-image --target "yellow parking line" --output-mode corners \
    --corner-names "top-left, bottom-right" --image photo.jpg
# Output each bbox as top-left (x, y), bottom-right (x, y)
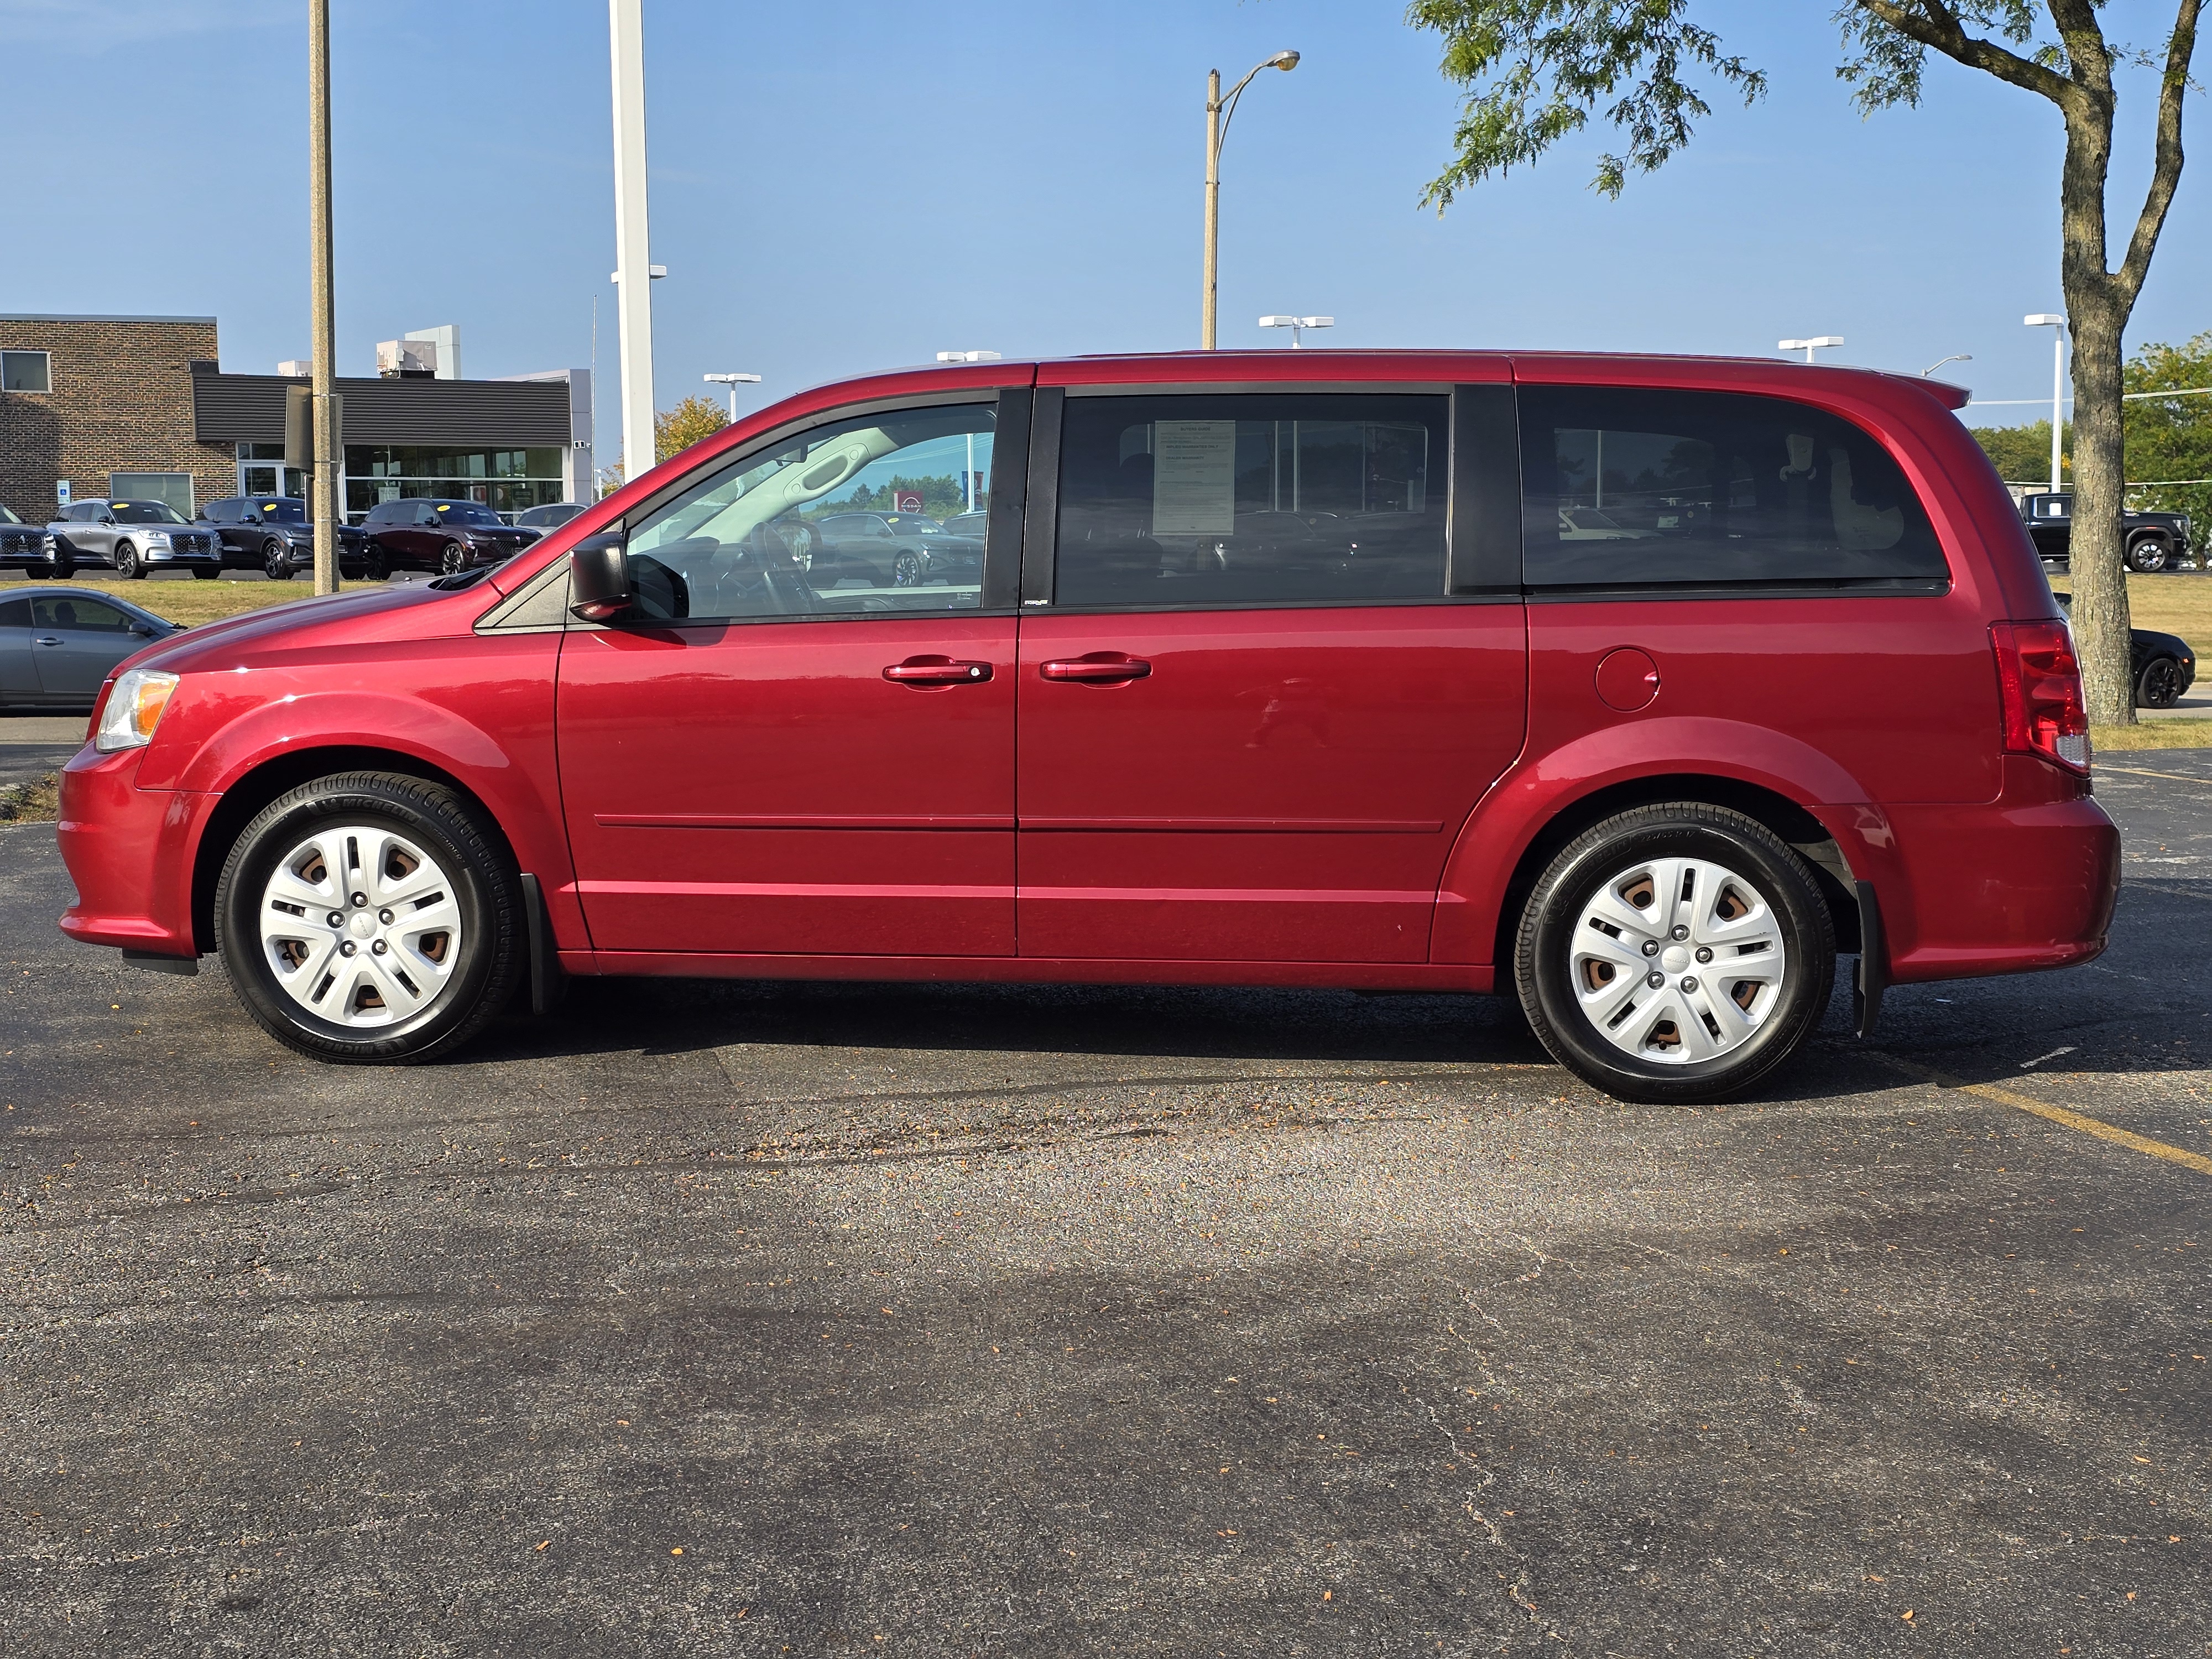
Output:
top-left (1864, 1051), bottom-right (2212, 1178)
top-left (2098, 763), bottom-right (2212, 786)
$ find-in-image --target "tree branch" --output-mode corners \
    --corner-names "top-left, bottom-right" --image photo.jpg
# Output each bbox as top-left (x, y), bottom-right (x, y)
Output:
top-left (1851, 0), bottom-right (2080, 107)
top-left (2119, 0), bottom-right (2204, 302)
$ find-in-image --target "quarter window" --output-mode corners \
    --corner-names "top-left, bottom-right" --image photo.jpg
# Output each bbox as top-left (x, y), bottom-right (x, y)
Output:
top-left (1519, 387), bottom-right (1947, 590)
top-left (622, 402), bottom-right (998, 622)
top-left (1052, 394), bottom-right (1448, 608)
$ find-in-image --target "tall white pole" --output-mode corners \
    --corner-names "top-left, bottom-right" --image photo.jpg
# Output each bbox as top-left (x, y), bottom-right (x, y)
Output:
top-left (609, 0), bottom-right (656, 487)
top-left (2051, 325), bottom-right (2067, 494)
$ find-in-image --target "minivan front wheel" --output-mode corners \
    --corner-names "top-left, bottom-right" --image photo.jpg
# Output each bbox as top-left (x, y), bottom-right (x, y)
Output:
top-left (213, 772), bottom-right (521, 1062)
top-left (1515, 804), bottom-right (1835, 1104)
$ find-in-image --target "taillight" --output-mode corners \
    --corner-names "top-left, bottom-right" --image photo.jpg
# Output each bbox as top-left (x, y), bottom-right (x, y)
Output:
top-left (1992, 620), bottom-right (2090, 773)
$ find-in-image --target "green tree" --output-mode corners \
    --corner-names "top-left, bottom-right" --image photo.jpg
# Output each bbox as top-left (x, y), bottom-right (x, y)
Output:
top-left (1970, 419), bottom-right (2070, 487)
top-left (1405, 1), bottom-right (2204, 727)
top-left (2123, 331), bottom-right (2212, 538)
top-left (655, 395), bottom-right (729, 464)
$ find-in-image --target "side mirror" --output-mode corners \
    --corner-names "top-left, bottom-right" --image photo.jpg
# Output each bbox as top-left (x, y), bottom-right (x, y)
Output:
top-left (129, 622), bottom-right (159, 637)
top-left (569, 531), bottom-right (632, 621)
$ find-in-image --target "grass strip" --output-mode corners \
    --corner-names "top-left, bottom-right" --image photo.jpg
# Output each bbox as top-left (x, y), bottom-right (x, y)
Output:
top-left (0, 773), bottom-right (60, 823)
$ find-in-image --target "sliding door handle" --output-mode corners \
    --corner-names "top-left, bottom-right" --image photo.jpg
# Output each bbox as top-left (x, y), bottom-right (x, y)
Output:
top-left (1038, 654), bottom-right (1151, 685)
top-left (883, 656), bottom-right (993, 686)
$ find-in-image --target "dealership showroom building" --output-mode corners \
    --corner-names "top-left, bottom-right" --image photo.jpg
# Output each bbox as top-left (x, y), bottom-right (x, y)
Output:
top-left (0, 314), bottom-right (593, 524)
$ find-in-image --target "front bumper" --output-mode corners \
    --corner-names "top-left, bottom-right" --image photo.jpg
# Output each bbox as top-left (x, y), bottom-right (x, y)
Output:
top-left (55, 748), bottom-right (215, 959)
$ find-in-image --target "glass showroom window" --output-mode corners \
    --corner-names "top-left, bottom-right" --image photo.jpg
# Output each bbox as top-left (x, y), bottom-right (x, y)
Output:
top-left (109, 472), bottom-right (196, 517)
top-left (345, 446), bottom-right (566, 518)
top-left (1, 351), bottom-right (51, 393)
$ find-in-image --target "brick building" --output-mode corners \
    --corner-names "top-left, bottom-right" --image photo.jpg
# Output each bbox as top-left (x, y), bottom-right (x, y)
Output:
top-left (0, 312), bottom-right (594, 524)
top-left (0, 314), bottom-right (236, 522)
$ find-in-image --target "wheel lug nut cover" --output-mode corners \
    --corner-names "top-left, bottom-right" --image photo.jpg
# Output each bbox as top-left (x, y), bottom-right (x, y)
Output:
top-left (1641, 938), bottom-right (1659, 956)
top-left (351, 892), bottom-right (367, 907)
top-left (1695, 946), bottom-right (1713, 963)
top-left (378, 908), bottom-right (394, 925)
top-left (339, 941), bottom-right (356, 956)
top-left (1646, 970), bottom-right (1665, 988)
top-left (1681, 975), bottom-right (1699, 992)
top-left (1670, 924), bottom-right (1690, 941)
top-left (371, 940), bottom-right (387, 954)
top-left (326, 911), bottom-right (343, 927)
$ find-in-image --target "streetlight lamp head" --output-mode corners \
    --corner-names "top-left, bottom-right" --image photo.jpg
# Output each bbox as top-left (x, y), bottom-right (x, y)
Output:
top-left (936, 350), bottom-right (1003, 363)
top-left (1269, 50), bottom-right (1300, 70)
top-left (2025, 313), bottom-right (2064, 327)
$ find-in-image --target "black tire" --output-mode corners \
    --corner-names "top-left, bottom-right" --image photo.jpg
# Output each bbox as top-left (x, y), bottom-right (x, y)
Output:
top-left (212, 771), bottom-right (522, 1063)
top-left (192, 566), bottom-right (220, 580)
top-left (439, 540), bottom-right (469, 576)
top-left (114, 541), bottom-right (144, 580)
top-left (263, 539), bottom-right (295, 581)
top-left (361, 545), bottom-right (389, 582)
top-left (1514, 803), bottom-right (1837, 1104)
top-left (2127, 537), bottom-right (2172, 574)
top-left (2137, 655), bottom-right (2185, 709)
top-left (891, 550), bottom-right (921, 587)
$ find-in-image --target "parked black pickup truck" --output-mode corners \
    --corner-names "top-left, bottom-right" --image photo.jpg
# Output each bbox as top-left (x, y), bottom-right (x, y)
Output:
top-left (2020, 491), bottom-right (2194, 573)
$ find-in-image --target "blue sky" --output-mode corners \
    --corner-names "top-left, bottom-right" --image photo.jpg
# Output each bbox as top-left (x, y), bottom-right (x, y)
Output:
top-left (4, 0), bottom-right (2203, 466)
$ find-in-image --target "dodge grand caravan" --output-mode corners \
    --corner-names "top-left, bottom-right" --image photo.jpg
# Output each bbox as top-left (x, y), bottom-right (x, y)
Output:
top-left (54, 351), bottom-right (2120, 1103)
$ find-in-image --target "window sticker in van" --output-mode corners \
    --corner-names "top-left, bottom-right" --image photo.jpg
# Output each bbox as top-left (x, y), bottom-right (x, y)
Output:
top-left (1055, 393), bottom-right (1450, 608)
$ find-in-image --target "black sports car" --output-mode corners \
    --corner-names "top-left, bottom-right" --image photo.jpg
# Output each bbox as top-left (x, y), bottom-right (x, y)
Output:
top-left (2054, 592), bottom-right (2197, 707)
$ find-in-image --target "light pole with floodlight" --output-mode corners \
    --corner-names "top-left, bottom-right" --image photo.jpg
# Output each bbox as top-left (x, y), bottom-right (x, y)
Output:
top-left (936, 354), bottom-right (1002, 508)
top-left (1922, 353), bottom-right (1973, 378)
top-left (1259, 315), bottom-right (1333, 348)
top-left (1778, 336), bottom-right (1844, 364)
top-left (703, 372), bottom-right (761, 421)
top-left (2025, 313), bottom-right (2068, 492)
top-left (1203, 50), bottom-right (1299, 350)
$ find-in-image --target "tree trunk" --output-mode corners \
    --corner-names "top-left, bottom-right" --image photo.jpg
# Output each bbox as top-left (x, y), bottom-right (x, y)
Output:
top-left (2065, 285), bottom-right (2135, 727)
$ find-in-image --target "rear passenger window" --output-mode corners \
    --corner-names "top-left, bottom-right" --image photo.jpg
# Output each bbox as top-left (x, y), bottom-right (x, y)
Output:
top-left (1053, 394), bottom-right (1448, 608)
top-left (1519, 388), bottom-right (1948, 592)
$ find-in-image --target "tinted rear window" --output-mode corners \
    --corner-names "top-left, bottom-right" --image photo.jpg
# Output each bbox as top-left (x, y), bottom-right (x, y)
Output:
top-left (1519, 387), bottom-right (1948, 591)
top-left (1054, 393), bottom-right (1449, 608)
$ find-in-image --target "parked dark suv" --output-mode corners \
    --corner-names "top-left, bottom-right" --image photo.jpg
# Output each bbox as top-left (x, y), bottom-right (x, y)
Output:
top-left (358, 499), bottom-right (541, 577)
top-left (55, 351), bottom-right (2118, 1105)
top-left (0, 502), bottom-right (65, 577)
top-left (199, 497), bottom-right (369, 580)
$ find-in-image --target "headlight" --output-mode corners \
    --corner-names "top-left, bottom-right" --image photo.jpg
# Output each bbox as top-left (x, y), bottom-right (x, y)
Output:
top-left (95, 669), bottom-right (179, 753)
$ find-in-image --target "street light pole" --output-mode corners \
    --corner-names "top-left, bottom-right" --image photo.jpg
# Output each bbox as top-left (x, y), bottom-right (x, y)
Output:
top-left (307, 0), bottom-right (340, 594)
top-left (1202, 50), bottom-right (1298, 350)
top-left (1777, 336), bottom-right (1843, 364)
top-left (703, 372), bottom-right (761, 422)
top-left (609, 0), bottom-right (656, 487)
top-left (1921, 352), bottom-right (1973, 378)
top-left (2025, 313), bottom-right (2067, 493)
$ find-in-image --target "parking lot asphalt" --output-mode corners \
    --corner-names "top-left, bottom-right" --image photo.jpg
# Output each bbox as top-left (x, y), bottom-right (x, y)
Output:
top-left (2, 767), bottom-right (2207, 1657)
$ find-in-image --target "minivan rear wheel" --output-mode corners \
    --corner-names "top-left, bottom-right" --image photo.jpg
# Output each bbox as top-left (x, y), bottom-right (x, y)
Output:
top-left (1514, 804), bottom-right (1835, 1104)
top-left (213, 771), bottom-right (521, 1063)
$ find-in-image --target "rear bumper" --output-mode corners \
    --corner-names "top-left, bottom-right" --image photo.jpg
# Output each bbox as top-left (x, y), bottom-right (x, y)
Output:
top-left (55, 749), bottom-right (213, 959)
top-left (1881, 778), bottom-right (2119, 984)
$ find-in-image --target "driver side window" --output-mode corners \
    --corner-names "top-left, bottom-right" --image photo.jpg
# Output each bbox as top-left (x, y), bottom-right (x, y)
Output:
top-left (623, 401), bottom-right (997, 622)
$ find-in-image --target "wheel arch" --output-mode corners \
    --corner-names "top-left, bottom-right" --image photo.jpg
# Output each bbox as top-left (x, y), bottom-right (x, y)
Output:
top-left (188, 746), bottom-right (520, 954)
top-left (1483, 771), bottom-right (1864, 973)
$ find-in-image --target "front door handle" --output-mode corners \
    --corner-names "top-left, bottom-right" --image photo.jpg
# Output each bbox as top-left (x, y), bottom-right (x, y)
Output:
top-left (883, 655), bottom-right (993, 686)
top-left (1039, 653), bottom-right (1151, 685)
top-left (34, 635), bottom-right (62, 646)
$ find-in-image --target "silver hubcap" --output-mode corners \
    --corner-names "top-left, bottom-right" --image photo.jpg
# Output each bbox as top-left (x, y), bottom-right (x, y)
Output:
top-left (1570, 855), bottom-right (1787, 1066)
top-left (259, 825), bottom-right (463, 1027)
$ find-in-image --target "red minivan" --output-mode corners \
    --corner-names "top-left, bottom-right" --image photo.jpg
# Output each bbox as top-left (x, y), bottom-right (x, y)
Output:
top-left (54, 352), bottom-right (2119, 1103)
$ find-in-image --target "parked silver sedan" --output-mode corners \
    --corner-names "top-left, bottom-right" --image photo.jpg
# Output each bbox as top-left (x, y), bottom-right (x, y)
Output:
top-left (45, 499), bottom-right (223, 580)
top-left (0, 585), bottom-right (184, 709)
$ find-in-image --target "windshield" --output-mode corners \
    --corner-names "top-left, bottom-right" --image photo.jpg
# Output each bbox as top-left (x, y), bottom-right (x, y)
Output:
top-left (112, 500), bottom-right (190, 525)
top-left (258, 499), bottom-right (307, 523)
top-left (0, 504), bottom-right (20, 524)
top-left (431, 503), bottom-right (505, 528)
